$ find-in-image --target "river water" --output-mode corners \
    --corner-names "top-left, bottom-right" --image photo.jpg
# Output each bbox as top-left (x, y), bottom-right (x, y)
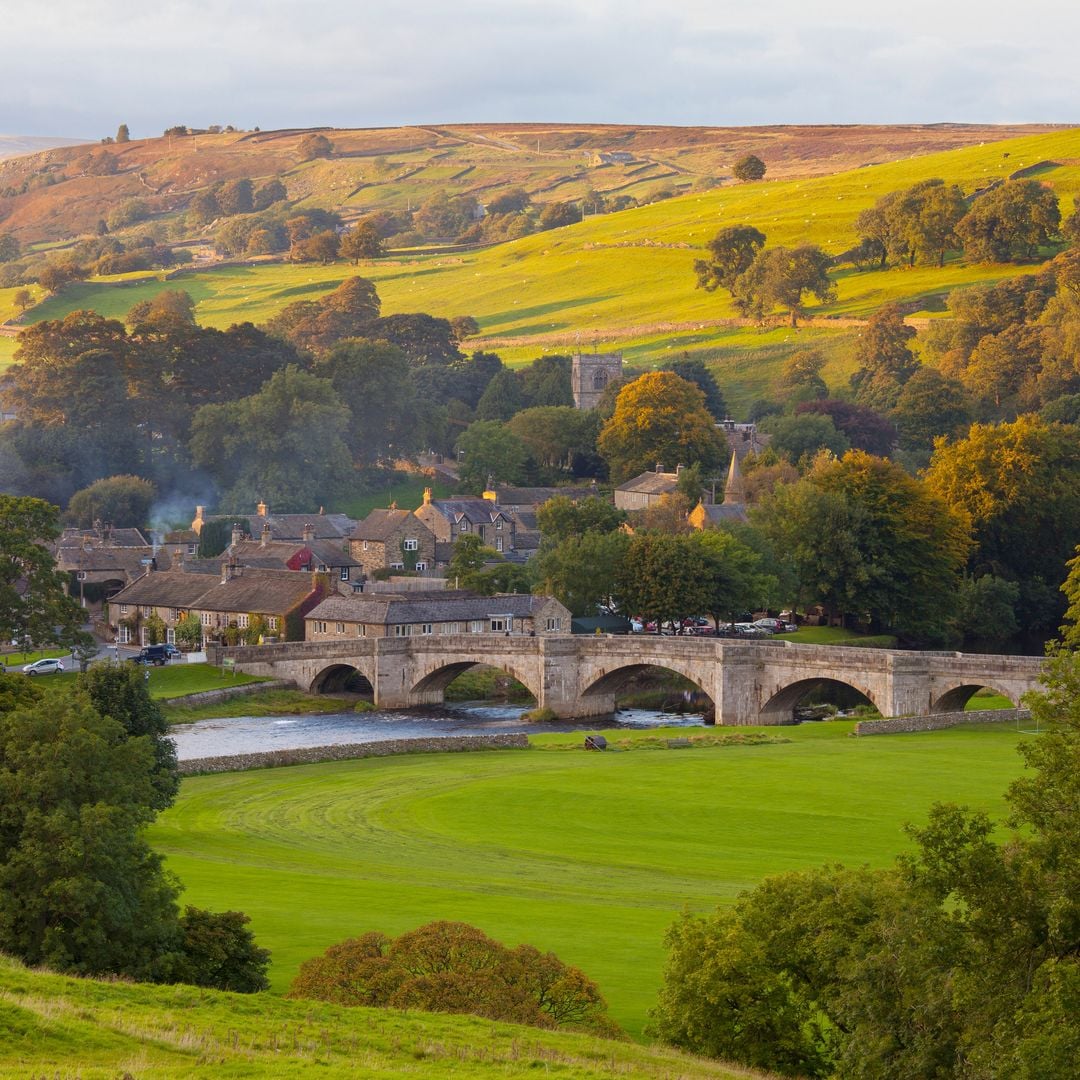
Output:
top-left (169, 703), bottom-right (705, 761)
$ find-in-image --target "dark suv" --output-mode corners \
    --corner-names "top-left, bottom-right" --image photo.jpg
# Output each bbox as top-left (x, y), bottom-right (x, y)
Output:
top-left (131, 644), bottom-right (169, 666)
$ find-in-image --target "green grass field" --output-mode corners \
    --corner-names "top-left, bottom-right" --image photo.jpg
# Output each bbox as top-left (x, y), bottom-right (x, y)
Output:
top-left (150, 720), bottom-right (1030, 1037)
top-left (0, 954), bottom-right (750, 1080)
top-left (11, 129), bottom-right (1079, 396)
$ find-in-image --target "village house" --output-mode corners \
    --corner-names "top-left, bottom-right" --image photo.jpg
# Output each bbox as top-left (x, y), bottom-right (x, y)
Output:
top-left (108, 565), bottom-right (329, 645)
top-left (191, 502), bottom-right (356, 542)
top-left (481, 484), bottom-right (600, 558)
top-left (224, 522), bottom-right (361, 590)
top-left (348, 508), bottom-right (437, 579)
top-left (53, 524), bottom-right (170, 606)
top-left (413, 489), bottom-right (516, 563)
top-left (305, 590), bottom-right (572, 640)
top-left (614, 464), bottom-right (689, 511)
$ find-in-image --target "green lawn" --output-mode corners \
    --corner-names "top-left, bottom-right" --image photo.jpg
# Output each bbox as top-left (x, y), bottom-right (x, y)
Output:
top-left (141, 662), bottom-right (268, 700)
top-left (338, 475), bottom-right (457, 520)
top-left (150, 720), bottom-right (1029, 1037)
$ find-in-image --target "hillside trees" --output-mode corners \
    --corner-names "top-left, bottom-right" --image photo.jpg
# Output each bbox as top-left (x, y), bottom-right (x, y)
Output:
top-left (956, 179), bottom-right (1062, 262)
top-left (265, 275), bottom-right (380, 353)
top-left (597, 372), bottom-right (726, 483)
top-left (660, 355), bottom-right (728, 419)
top-left (732, 154), bottom-right (766, 181)
top-left (455, 420), bottom-right (529, 491)
top-left (66, 475), bottom-right (156, 529)
top-left (849, 303), bottom-right (919, 409)
top-left (340, 221), bottom-right (384, 262)
top-left (507, 407), bottom-right (599, 472)
top-left (732, 245), bottom-right (835, 326)
top-left (297, 133), bottom-right (333, 161)
top-left (190, 365), bottom-right (354, 510)
top-left (853, 179), bottom-right (966, 268)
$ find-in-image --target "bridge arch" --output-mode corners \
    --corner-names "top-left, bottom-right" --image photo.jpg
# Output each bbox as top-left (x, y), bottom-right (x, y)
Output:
top-left (310, 663), bottom-right (376, 695)
top-left (410, 658), bottom-right (542, 704)
top-left (930, 683), bottom-right (1018, 712)
top-left (760, 677), bottom-right (881, 724)
top-left (579, 662), bottom-right (715, 708)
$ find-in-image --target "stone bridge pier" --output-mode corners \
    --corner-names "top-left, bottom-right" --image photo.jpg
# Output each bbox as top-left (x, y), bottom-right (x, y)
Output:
top-left (209, 637), bottom-right (1046, 725)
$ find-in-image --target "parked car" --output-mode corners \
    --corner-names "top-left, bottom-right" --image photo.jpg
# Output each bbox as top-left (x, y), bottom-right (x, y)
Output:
top-left (22, 658), bottom-right (64, 676)
top-left (754, 618), bottom-right (786, 634)
top-left (130, 644), bottom-right (169, 666)
top-left (163, 643), bottom-right (181, 659)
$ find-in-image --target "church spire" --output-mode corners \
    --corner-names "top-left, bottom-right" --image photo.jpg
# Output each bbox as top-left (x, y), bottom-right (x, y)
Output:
top-left (723, 451), bottom-right (745, 506)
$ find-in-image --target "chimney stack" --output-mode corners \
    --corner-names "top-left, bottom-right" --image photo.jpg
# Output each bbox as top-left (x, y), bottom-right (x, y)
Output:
top-left (231, 522), bottom-right (243, 548)
top-left (257, 501), bottom-right (268, 517)
top-left (192, 505), bottom-right (205, 534)
top-left (260, 522), bottom-right (271, 548)
top-left (422, 487), bottom-right (432, 505)
top-left (302, 522), bottom-right (315, 543)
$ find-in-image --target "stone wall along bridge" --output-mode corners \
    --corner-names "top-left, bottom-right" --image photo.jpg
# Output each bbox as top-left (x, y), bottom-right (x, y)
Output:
top-left (208, 636), bottom-right (1045, 725)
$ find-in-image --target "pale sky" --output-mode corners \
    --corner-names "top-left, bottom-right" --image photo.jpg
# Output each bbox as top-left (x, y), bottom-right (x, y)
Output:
top-left (2, 1), bottom-right (1077, 137)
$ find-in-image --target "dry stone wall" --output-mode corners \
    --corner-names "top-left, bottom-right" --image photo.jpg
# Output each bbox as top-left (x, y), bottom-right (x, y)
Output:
top-left (855, 708), bottom-right (1029, 735)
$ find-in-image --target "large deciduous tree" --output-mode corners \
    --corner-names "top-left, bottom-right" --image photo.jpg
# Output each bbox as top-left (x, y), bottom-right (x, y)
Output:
top-left (849, 303), bottom-right (919, 409)
top-left (956, 179), bottom-right (1062, 263)
top-left (693, 225), bottom-right (766, 296)
top-left (732, 245), bottom-right (835, 327)
top-left (66, 475), bottom-right (156, 529)
top-left (597, 372), bottom-right (726, 484)
top-left (732, 154), bottom-right (766, 181)
top-left (0, 496), bottom-right (88, 649)
top-left (454, 420), bottom-right (529, 492)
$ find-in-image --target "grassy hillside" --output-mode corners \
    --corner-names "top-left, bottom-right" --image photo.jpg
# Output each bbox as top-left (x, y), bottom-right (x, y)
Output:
top-left (0, 955), bottom-right (754, 1079)
top-left (11, 128), bottom-right (1077, 411)
top-left (150, 720), bottom-right (1028, 1038)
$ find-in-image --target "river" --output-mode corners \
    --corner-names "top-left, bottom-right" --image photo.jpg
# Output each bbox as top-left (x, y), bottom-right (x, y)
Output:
top-left (169, 703), bottom-right (706, 761)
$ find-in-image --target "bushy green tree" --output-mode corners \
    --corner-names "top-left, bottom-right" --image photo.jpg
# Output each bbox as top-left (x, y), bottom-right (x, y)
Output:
top-left (732, 245), bottom-right (835, 327)
top-left (763, 412), bottom-right (850, 464)
top-left (732, 154), bottom-right (766, 181)
top-left (693, 225), bottom-right (766, 296)
top-left (957, 179), bottom-right (1062, 263)
top-left (66, 474), bottom-right (156, 529)
top-left (455, 420), bottom-right (529, 492)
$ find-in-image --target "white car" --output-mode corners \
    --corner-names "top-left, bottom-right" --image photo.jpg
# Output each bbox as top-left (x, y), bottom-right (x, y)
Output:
top-left (22, 658), bottom-right (65, 676)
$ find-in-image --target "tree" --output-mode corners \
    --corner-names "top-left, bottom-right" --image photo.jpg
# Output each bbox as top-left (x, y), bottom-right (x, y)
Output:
top-left (732, 245), bottom-right (835, 327)
top-left (775, 348), bottom-right (828, 402)
top-left (313, 339), bottom-right (419, 463)
top-left (340, 221), bottom-right (384, 262)
top-left (794, 399), bottom-right (897, 457)
top-left (12, 288), bottom-right (32, 314)
top-left (475, 368), bottom-right (525, 421)
top-left (253, 178), bottom-right (287, 211)
top-left (764, 412), bottom-right (850, 464)
top-left (446, 533), bottom-right (503, 589)
top-left (266, 275), bottom-right (381, 353)
top-left (174, 613), bottom-right (203, 649)
top-left (660, 355), bottom-right (727, 420)
top-left (216, 178), bottom-right (253, 216)
top-left (956, 179), bottom-right (1062, 262)
top-left (115, 123), bottom-right (130, 143)
top-left (538, 201), bottom-right (580, 230)
top-left (77, 662), bottom-right (179, 811)
top-left (66, 475), bottom-right (156, 529)
top-left (754, 451), bottom-right (970, 638)
top-left (297, 132), bottom-right (333, 161)
top-left (291, 229), bottom-right (340, 264)
top-left (597, 372), bottom-right (726, 484)
top-left (455, 420), bottom-right (529, 492)
top-left (507, 406), bottom-right (598, 471)
top-left (366, 312), bottom-right (460, 366)
top-left (849, 303), bottom-right (919, 409)
top-left (535, 495), bottom-right (624, 545)
top-left (0, 496), bottom-right (88, 650)
top-left (289, 921), bottom-right (616, 1034)
top-left (187, 189), bottom-right (221, 225)
top-left (0, 687), bottom-right (181, 978)
top-left (486, 188), bottom-right (531, 215)
top-left (732, 154), bottom-right (766, 181)
top-left (925, 415), bottom-right (1080, 637)
top-left (892, 368), bottom-right (971, 452)
top-left (954, 573), bottom-right (1020, 648)
top-left (534, 530), bottom-right (629, 616)
top-left (693, 225), bottom-right (766, 296)
top-left (170, 907), bottom-right (271, 993)
top-left (615, 532), bottom-right (710, 627)
top-left (0, 233), bottom-right (20, 263)
top-left (190, 365), bottom-right (354, 510)
top-left (519, 354), bottom-right (573, 408)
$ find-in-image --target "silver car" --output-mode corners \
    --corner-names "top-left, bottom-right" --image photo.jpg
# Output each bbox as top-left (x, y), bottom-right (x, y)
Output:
top-left (22, 658), bottom-right (65, 676)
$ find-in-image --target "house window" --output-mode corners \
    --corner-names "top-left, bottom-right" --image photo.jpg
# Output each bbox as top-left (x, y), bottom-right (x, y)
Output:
top-left (166, 628), bottom-right (175, 644)
top-left (421, 623), bottom-right (433, 635)
top-left (268, 616), bottom-right (278, 631)
top-left (469, 620), bottom-right (484, 633)
top-left (358, 624), bottom-right (365, 636)
top-left (403, 538), bottom-right (418, 551)
top-left (495, 537), bottom-right (504, 552)
top-left (238, 614), bottom-right (249, 629)
top-left (340, 567), bottom-right (350, 581)
top-left (443, 622), bottom-right (460, 634)
top-left (362, 540), bottom-right (369, 550)
top-left (490, 616), bottom-right (509, 633)
top-left (118, 625), bottom-right (130, 644)
top-left (495, 520), bottom-right (502, 530)
top-left (142, 605), bottom-right (152, 617)
top-left (170, 609), bottom-right (180, 621)
top-left (390, 562), bottom-right (404, 570)
top-left (416, 561), bottom-right (427, 572)
top-left (187, 543), bottom-right (197, 555)
top-left (394, 624), bottom-right (411, 637)
top-left (459, 522), bottom-right (469, 532)
top-left (202, 612), bottom-right (214, 627)
top-left (336, 622), bottom-right (345, 634)
top-left (76, 570), bottom-right (86, 581)
top-left (546, 617), bottom-right (561, 632)
top-left (119, 604), bottom-right (128, 615)
top-left (313, 621), bottom-right (326, 634)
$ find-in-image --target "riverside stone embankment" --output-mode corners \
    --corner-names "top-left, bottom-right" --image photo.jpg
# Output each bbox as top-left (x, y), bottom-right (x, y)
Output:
top-left (178, 733), bottom-right (530, 774)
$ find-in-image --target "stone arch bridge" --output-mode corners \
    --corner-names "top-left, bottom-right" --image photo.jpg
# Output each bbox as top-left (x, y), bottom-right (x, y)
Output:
top-left (208, 636), bottom-right (1046, 725)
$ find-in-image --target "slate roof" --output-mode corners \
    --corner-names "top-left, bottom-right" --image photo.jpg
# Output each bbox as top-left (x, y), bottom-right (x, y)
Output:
top-left (485, 486), bottom-right (598, 509)
top-left (615, 471), bottom-right (680, 496)
top-left (57, 527), bottom-right (150, 549)
top-left (110, 568), bottom-right (324, 614)
top-left (308, 591), bottom-right (555, 625)
top-left (696, 503), bottom-right (749, 524)
top-left (352, 508), bottom-right (421, 542)
top-left (199, 511), bottom-right (356, 541)
top-left (228, 538), bottom-right (359, 569)
top-left (426, 499), bottom-right (512, 524)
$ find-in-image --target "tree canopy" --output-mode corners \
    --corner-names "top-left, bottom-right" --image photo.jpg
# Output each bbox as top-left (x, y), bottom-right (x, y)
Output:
top-left (732, 245), bottom-right (835, 326)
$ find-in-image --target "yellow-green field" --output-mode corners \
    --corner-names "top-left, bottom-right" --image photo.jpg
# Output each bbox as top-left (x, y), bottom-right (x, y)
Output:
top-left (7, 129), bottom-right (1079, 405)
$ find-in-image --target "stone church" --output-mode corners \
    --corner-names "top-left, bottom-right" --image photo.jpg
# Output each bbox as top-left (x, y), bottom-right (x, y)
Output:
top-left (571, 351), bottom-right (623, 409)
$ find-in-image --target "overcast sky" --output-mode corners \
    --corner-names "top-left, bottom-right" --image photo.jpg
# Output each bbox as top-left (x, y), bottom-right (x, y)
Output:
top-left (3, 1), bottom-right (1077, 138)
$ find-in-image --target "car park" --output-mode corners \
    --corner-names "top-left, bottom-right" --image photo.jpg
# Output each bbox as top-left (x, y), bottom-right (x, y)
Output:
top-left (22, 658), bottom-right (64, 676)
